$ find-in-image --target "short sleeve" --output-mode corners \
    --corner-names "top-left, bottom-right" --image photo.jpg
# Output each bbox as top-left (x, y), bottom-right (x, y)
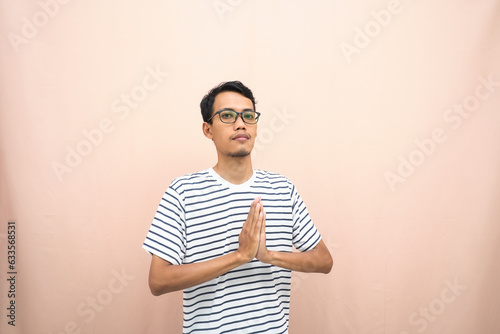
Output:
top-left (290, 184), bottom-right (321, 252)
top-left (142, 185), bottom-right (187, 265)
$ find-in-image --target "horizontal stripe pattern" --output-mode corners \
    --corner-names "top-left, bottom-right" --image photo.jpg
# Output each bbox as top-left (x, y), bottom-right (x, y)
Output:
top-left (143, 168), bottom-right (321, 333)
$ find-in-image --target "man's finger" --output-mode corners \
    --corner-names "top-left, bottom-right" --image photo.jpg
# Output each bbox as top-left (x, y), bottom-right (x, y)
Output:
top-left (246, 198), bottom-right (258, 222)
top-left (251, 203), bottom-right (261, 232)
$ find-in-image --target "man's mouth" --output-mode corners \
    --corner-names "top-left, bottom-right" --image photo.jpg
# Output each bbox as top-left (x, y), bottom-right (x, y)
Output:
top-left (232, 133), bottom-right (250, 141)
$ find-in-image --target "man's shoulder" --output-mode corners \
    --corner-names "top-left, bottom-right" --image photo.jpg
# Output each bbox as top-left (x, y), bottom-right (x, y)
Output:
top-left (254, 169), bottom-right (293, 186)
top-left (169, 169), bottom-right (213, 190)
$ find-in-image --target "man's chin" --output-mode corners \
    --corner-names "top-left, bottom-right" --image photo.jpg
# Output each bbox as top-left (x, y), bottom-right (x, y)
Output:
top-left (229, 149), bottom-right (251, 158)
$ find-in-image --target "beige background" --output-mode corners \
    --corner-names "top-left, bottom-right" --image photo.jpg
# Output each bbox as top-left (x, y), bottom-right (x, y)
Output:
top-left (1, 0), bottom-right (500, 333)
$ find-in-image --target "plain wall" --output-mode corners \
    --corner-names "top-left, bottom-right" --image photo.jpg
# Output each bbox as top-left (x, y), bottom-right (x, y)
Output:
top-left (1, 1), bottom-right (499, 333)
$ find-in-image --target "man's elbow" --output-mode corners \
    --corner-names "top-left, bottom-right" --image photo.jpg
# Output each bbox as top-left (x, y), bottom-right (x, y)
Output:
top-left (149, 276), bottom-right (174, 296)
top-left (324, 256), bottom-right (333, 274)
top-left (150, 285), bottom-right (163, 296)
top-left (320, 253), bottom-right (333, 274)
top-left (149, 279), bottom-right (164, 296)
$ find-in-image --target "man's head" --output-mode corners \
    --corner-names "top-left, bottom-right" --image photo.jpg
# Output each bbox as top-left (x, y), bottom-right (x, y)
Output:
top-left (201, 81), bottom-right (259, 158)
top-left (200, 81), bottom-right (257, 123)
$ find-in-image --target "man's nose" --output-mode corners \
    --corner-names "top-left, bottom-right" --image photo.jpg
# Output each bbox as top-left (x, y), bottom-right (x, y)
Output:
top-left (233, 114), bottom-right (247, 129)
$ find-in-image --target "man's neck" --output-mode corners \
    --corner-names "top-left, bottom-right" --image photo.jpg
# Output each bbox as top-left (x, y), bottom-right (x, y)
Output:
top-left (213, 156), bottom-right (253, 185)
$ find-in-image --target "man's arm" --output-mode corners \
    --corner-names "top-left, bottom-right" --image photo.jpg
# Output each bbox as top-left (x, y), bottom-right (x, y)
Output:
top-left (148, 198), bottom-right (264, 296)
top-left (256, 208), bottom-right (333, 274)
top-left (257, 239), bottom-right (333, 273)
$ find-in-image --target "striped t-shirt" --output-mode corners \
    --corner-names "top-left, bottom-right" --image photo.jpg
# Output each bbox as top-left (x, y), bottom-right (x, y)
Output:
top-left (143, 168), bottom-right (321, 333)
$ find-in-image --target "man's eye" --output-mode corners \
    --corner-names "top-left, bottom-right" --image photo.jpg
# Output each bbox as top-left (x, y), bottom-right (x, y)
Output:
top-left (243, 112), bottom-right (255, 119)
top-left (221, 112), bottom-right (235, 119)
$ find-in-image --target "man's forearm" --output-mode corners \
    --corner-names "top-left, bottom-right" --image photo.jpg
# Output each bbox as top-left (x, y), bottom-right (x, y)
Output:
top-left (149, 251), bottom-right (248, 295)
top-left (262, 240), bottom-right (333, 274)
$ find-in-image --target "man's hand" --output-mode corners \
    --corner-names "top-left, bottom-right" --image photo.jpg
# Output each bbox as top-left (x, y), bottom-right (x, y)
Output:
top-left (236, 197), bottom-right (265, 262)
top-left (255, 206), bottom-right (270, 263)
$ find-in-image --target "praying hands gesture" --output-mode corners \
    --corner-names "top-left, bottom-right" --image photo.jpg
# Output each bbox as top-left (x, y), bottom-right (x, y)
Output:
top-left (148, 197), bottom-right (332, 295)
top-left (236, 197), bottom-right (269, 262)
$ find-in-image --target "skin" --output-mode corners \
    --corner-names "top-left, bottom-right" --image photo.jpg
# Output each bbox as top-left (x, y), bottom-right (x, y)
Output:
top-left (148, 91), bottom-right (333, 296)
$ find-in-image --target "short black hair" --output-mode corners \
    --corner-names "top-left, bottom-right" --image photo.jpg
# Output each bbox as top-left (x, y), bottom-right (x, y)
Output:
top-left (200, 81), bottom-right (257, 123)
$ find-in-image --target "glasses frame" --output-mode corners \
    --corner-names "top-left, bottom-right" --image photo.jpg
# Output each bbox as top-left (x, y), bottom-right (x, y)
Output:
top-left (207, 109), bottom-right (261, 124)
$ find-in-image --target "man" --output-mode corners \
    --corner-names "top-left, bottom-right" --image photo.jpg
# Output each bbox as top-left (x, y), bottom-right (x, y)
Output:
top-left (143, 81), bottom-right (333, 333)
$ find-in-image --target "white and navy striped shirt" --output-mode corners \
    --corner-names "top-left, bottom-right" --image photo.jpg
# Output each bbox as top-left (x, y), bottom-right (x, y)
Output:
top-left (143, 168), bottom-right (321, 333)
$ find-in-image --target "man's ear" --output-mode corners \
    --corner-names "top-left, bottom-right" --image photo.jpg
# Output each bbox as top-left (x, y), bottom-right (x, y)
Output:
top-left (202, 122), bottom-right (213, 140)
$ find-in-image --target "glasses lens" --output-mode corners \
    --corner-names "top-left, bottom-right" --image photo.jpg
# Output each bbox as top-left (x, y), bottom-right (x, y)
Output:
top-left (242, 111), bottom-right (258, 124)
top-left (219, 110), bottom-right (237, 123)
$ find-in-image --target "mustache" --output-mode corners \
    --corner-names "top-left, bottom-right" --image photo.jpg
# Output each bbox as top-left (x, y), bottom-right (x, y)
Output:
top-left (231, 133), bottom-right (251, 140)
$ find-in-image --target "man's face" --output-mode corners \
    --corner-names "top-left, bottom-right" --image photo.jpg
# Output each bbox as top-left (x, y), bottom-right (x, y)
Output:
top-left (203, 91), bottom-right (257, 158)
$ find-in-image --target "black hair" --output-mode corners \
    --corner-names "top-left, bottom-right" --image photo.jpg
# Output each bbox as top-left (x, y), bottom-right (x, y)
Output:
top-left (200, 81), bottom-right (257, 123)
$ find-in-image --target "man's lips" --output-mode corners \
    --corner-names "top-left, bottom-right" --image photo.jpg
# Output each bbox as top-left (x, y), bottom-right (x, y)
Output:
top-left (232, 133), bottom-right (250, 141)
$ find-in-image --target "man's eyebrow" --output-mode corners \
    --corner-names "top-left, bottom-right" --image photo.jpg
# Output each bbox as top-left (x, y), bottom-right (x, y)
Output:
top-left (218, 107), bottom-right (255, 112)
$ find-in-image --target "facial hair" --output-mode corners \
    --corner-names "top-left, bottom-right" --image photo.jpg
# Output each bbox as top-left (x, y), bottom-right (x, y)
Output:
top-left (229, 149), bottom-right (251, 158)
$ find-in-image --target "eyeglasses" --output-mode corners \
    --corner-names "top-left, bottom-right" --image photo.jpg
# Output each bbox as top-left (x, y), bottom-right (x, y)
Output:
top-left (208, 109), bottom-right (261, 124)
